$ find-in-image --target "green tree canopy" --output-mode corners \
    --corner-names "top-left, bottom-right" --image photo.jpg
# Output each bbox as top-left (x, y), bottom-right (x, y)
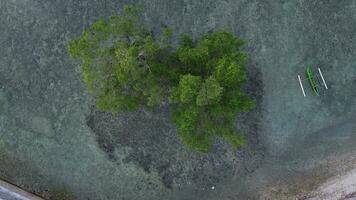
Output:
top-left (196, 77), bottom-right (223, 106)
top-left (68, 5), bottom-right (255, 152)
top-left (68, 5), bottom-right (172, 112)
top-left (171, 32), bottom-right (255, 152)
top-left (170, 74), bottom-right (202, 104)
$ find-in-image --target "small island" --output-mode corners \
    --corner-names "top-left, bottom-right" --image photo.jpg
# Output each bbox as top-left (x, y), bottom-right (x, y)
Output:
top-left (68, 5), bottom-right (255, 152)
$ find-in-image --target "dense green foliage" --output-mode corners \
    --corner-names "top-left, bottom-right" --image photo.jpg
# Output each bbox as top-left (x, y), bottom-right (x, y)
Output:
top-left (68, 5), bottom-right (174, 111)
top-left (68, 5), bottom-right (255, 152)
top-left (169, 32), bottom-right (255, 152)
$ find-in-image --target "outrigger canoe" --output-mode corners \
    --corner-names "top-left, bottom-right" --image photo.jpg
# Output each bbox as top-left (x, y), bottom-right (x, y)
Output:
top-left (306, 67), bottom-right (320, 96)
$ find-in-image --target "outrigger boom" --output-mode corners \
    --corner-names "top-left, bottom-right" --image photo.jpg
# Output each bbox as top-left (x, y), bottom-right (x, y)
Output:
top-left (318, 67), bottom-right (328, 89)
top-left (298, 75), bottom-right (306, 97)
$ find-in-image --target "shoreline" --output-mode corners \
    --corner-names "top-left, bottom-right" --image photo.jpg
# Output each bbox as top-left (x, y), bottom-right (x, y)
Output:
top-left (0, 178), bottom-right (43, 200)
top-left (310, 168), bottom-right (356, 200)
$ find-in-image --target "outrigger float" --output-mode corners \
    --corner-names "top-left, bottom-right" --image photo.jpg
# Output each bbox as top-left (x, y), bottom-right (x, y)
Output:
top-left (298, 67), bottom-right (328, 97)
